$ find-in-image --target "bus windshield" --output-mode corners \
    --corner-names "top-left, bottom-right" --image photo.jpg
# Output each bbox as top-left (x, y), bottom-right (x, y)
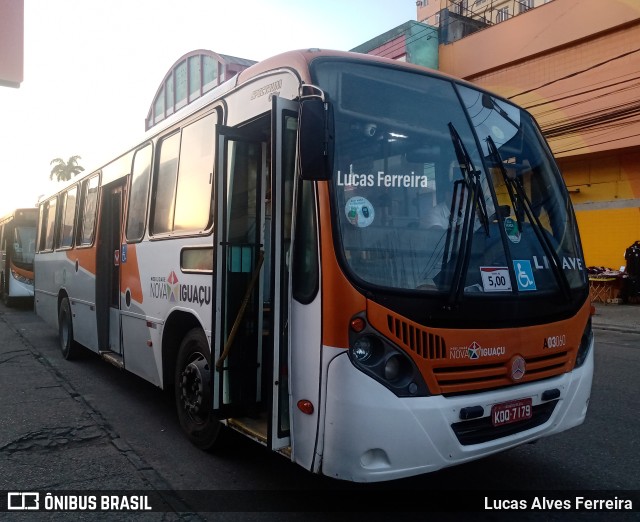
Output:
top-left (12, 224), bottom-right (37, 269)
top-left (313, 60), bottom-right (586, 296)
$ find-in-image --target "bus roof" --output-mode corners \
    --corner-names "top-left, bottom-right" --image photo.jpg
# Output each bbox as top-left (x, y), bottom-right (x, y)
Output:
top-left (237, 48), bottom-right (467, 89)
top-left (36, 48), bottom-right (515, 204)
top-left (0, 207), bottom-right (38, 224)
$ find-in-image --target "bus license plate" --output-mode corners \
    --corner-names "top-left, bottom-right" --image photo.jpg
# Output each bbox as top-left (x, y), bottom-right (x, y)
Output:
top-left (491, 398), bottom-right (533, 427)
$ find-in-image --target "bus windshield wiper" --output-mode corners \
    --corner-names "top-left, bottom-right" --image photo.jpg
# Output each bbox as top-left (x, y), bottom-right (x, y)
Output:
top-left (448, 123), bottom-right (489, 235)
top-left (442, 123), bottom-right (489, 307)
top-left (486, 135), bottom-right (572, 301)
top-left (486, 135), bottom-right (524, 230)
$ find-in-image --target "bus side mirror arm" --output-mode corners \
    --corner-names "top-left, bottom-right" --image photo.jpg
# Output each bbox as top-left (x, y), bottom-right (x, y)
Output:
top-left (298, 98), bottom-right (332, 181)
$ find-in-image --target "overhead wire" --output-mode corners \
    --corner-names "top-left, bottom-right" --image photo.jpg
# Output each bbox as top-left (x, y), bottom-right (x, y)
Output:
top-left (531, 80), bottom-right (640, 125)
top-left (551, 131), bottom-right (640, 155)
top-left (543, 102), bottom-right (640, 138)
top-left (523, 76), bottom-right (640, 111)
top-left (507, 47), bottom-right (640, 100)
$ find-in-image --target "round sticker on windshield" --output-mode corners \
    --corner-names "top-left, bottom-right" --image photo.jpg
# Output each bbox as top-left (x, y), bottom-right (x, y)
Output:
top-left (504, 217), bottom-right (521, 243)
top-left (345, 196), bottom-right (375, 228)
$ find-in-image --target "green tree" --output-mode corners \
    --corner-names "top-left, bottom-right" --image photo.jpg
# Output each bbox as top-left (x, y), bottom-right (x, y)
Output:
top-left (49, 155), bottom-right (85, 182)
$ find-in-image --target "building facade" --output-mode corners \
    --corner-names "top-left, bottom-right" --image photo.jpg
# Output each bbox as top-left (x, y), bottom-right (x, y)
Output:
top-left (0, 0), bottom-right (23, 88)
top-left (145, 50), bottom-right (256, 131)
top-left (350, 20), bottom-right (439, 69)
top-left (417, 0), bottom-right (553, 33)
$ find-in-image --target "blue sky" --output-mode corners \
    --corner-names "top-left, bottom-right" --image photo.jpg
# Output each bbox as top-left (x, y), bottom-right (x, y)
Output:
top-left (0, 0), bottom-right (417, 215)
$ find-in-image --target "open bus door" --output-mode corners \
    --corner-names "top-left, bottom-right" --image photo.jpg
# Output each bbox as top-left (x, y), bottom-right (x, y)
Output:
top-left (213, 124), bottom-right (268, 423)
top-left (96, 180), bottom-right (125, 366)
top-left (213, 97), bottom-right (297, 451)
top-left (268, 97), bottom-right (298, 450)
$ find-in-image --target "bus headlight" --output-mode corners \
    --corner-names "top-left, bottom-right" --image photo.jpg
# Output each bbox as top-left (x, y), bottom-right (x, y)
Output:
top-left (384, 354), bottom-right (409, 383)
top-left (11, 269), bottom-right (33, 286)
top-left (352, 336), bottom-right (379, 362)
top-left (348, 331), bottom-right (429, 397)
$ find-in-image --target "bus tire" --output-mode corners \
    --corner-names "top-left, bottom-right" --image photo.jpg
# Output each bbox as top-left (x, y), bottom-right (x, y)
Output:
top-left (174, 328), bottom-right (221, 451)
top-left (59, 298), bottom-right (79, 360)
top-left (1, 275), bottom-right (11, 307)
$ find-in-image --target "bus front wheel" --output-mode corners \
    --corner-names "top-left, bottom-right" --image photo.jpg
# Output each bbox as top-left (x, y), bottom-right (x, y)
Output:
top-left (174, 328), bottom-right (222, 450)
top-left (58, 298), bottom-right (79, 360)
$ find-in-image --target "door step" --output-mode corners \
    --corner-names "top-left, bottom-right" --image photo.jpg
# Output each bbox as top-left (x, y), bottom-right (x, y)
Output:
top-left (99, 350), bottom-right (124, 369)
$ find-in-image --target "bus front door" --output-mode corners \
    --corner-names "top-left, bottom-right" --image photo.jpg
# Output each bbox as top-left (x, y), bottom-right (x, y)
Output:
top-left (213, 100), bottom-right (296, 451)
top-left (214, 125), bottom-right (267, 421)
top-left (267, 97), bottom-right (298, 450)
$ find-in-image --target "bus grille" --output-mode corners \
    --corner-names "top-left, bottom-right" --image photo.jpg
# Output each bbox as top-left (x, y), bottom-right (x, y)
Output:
top-left (434, 351), bottom-right (571, 395)
top-left (451, 400), bottom-right (558, 445)
top-left (378, 310), bottom-right (572, 395)
top-left (386, 315), bottom-right (447, 360)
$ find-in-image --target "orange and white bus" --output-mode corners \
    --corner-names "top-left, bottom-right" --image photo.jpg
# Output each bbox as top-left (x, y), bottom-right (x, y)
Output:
top-left (34, 49), bottom-right (593, 482)
top-left (1, 207), bottom-right (38, 306)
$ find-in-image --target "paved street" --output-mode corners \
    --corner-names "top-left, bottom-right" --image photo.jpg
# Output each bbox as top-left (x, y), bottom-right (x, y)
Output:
top-left (0, 300), bottom-right (638, 520)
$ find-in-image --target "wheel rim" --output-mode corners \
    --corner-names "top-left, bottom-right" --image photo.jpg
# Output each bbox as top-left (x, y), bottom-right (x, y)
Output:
top-left (179, 353), bottom-right (211, 424)
top-left (60, 311), bottom-right (70, 351)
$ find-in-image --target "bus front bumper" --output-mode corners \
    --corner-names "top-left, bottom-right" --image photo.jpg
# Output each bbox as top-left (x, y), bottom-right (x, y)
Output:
top-left (321, 346), bottom-right (593, 483)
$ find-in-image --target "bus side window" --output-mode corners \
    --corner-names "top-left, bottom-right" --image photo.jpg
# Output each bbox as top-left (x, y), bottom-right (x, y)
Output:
top-left (58, 186), bottom-right (78, 249)
top-left (78, 175), bottom-right (100, 246)
top-left (41, 197), bottom-right (58, 252)
top-left (126, 144), bottom-right (152, 242)
top-left (36, 205), bottom-right (44, 252)
top-left (149, 112), bottom-right (216, 237)
top-left (292, 181), bottom-right (319, 303)
top-left (151, 132), bottom-right (180, 235)
top-left (173, 113), bottom-right (215, 233)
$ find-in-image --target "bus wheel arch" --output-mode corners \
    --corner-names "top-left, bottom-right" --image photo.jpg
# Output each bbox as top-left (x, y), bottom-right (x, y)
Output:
top-left (161, 310), bottom-right (201, 393)
top-left (58, 294), bottom-right (79, 360)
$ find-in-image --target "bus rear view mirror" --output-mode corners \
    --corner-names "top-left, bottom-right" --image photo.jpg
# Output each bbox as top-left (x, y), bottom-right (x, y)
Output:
top-left (298, 98), bottom-right (331, 181)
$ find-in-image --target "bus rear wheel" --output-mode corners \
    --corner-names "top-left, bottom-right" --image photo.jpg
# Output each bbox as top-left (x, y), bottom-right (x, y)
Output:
top-left (1, 274), bottom-right (12, 307)
top-left (175, 328), bottom-right (222, 450)
top-left (59, 298), bottom-right (79, 360)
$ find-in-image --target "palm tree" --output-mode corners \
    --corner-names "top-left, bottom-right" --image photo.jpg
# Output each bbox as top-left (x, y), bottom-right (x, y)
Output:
top-left (49, 155), bottom-right (85, 182)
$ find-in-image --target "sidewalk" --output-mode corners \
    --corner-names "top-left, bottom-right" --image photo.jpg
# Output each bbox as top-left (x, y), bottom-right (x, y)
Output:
top-left (0, 305), bottom-right (194, 519)
top-left (590, 301), bottom-right (640, 334)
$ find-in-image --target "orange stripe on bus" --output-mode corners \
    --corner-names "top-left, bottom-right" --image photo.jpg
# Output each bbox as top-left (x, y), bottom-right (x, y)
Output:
top-left (9, 262), bottom-right (34, 280)
top-left (120, 244), bottom-right (143, 304)
top-left (66, 247), bottom-right (97, 276)
top-left (318, 182), bottom-right (366, 349)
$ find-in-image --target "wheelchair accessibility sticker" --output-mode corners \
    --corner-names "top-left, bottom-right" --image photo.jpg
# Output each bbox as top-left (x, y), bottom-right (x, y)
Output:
top-left (513, 260), bottom-right (537, 291)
